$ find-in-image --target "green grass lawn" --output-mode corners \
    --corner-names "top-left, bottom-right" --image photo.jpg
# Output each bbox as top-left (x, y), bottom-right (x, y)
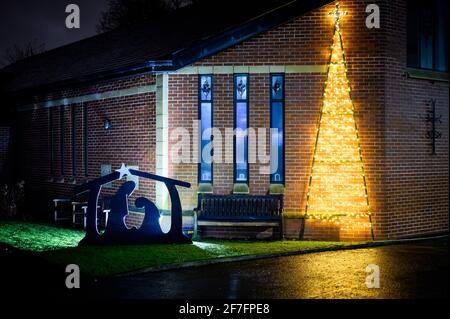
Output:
top-left (0, 221), bottom-right (85, 251)
top-left (0, 221), bottom-right (365, 277)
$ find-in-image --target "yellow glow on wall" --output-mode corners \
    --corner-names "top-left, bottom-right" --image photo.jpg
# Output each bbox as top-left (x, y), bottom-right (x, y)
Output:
top-left (305, 3), bottom-right (374, 239)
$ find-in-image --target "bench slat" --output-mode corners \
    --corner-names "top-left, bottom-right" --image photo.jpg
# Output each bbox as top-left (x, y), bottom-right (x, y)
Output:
top-left (197, 193), bottom-right (283, 220)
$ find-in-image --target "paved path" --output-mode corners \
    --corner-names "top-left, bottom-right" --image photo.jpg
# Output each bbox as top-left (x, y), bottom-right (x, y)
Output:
top-left (85, 239), bottom-right (448, 299)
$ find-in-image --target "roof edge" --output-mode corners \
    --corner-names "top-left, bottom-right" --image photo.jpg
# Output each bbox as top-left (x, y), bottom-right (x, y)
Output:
top-left (172, 0), bottom-right (332, 68)
top-left (3, 60), bottom-right (173, 99)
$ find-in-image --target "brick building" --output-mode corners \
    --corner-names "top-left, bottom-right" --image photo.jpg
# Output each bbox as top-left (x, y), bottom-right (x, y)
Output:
top-left (0, 0), bottom-right (448, 241)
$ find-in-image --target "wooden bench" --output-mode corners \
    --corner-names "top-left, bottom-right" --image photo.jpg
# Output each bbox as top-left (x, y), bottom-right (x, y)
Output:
top-left (195, 193), bottom-right (284, 239)
top-left (54, 195), bottom-right (110, 229)
top-left (53, 198), bottom-right (72, 223)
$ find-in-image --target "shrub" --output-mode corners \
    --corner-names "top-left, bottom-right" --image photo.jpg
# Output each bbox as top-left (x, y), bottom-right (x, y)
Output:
top-left (0, 180), bottom-right (25, 220)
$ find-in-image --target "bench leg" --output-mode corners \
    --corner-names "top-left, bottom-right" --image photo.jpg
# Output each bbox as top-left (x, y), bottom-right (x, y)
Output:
top-left (104, 211), bottom-right (109, 228)
top-left (279, 218), bottom-right (284, 240)
top-left (82, 207), bottom-right (87, 230)
top-left (54, 202), bottom-right (58, 222)
top-left (193, 211), bottom-right (198, 239)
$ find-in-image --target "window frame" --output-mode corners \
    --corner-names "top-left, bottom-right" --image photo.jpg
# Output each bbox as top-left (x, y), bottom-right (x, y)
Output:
top-left (71, 105), bottom-right (76, 177)
top-left (49, 108), bottom-right (54, 177)
top-left (233, 73), bottom-right (250, 184)
top-left (269, 73), bottom-right (285, 184)
top-left (83, 102), bottom-right (88, 177)
top-left (198, 74), bottom-right (214, 184)
top-left (407, 0), bottom-right (449, 72)
top-left (59, 105), bottom-right (64, 177)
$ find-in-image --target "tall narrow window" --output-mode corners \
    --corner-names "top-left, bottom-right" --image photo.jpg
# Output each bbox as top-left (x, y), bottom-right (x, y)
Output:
top-left (83, 103), bottom-right (88, 177)
top-left (270, 74), bottom-right (285, 183)
top-left (234, 74), bottom-right (249, 183)
top-left (49, 108), bottom-right (54, 176)
top-left (60, 105), bottom-right (64, 176)
top-left (198, 75), bottom-right (213, 183)
top-left (71, 105), bottom-right (76, 176)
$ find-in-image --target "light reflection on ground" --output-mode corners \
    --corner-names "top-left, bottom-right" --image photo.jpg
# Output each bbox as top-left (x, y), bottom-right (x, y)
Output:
top-left (193, 241), bottom-right (229, 257)
top-left (88, 239), bottom-right (448, 299)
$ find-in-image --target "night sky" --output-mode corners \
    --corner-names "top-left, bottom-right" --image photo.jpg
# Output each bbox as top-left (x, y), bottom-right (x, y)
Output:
top-left (0, 0), bottom-right (108, 63)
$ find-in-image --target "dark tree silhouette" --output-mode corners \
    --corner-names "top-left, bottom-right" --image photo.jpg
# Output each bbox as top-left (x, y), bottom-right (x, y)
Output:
top-left (2, 40), bottom-right (45, 66)
top-left (97, 0), bottom-right (196, 33)
top-left (168, 0), bottom-right (200, 9)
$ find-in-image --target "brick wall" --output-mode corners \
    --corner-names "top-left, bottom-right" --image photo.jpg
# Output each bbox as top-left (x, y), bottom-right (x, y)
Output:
top-left (168, 73), bottom-right (274, 209)
top-left (15, 74), bottom-right (157, 224)
top-left (168, 1), bottom-right (388, 240)
top-left (167, 74), bottom-right (198, 210)
top-left (168, 0), bottom-right (448, 240)
top-left (199, 225), bottom-right (282, 240)
top-left (26, 75), bottom-right (156, 105)
top-left (383, 0), bottom-right (449, 238)
top-left (11, 0), bottom-right (448, 240)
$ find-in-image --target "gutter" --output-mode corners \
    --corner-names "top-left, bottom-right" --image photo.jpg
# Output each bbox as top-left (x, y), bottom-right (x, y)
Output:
top-left (4, 59), bottom-right (174, 103)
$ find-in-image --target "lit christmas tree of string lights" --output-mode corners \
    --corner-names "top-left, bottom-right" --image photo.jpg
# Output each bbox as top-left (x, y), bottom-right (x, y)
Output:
top-left (304, 3), bottom-right (374, 240)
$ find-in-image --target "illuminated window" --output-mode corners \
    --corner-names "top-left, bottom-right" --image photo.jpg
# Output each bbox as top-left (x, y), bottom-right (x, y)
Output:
top-left (198, 75), bottom-right (213, 183)
top-left (234, 74), bottom-right (249, 183)
top-left (270, 74), bottom-right (284, 183)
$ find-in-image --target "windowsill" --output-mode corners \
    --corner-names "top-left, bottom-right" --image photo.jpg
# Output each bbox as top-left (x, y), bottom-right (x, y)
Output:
top-left (65, 176), bottom-right (77, 184)
top-left (55, 176), bottom-right (65, 183)
top-left (406, 68), bottom-right (449, 82)
top-left (269, 183), bottom-right (285, 195)
top-left (47, 176), bottom-right (83, 184)
top-left (232, 183), bottom-right (249, 194)
top-left (197, 182), bottom-right (213, 194)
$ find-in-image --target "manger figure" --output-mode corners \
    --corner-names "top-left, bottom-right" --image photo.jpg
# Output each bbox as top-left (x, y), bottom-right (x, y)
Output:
top-left (75, 164), bottom-right (192, 245)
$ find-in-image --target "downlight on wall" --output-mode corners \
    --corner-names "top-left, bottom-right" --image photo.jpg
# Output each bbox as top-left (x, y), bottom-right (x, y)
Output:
top-left (103, 119), bottom-right (112, 130)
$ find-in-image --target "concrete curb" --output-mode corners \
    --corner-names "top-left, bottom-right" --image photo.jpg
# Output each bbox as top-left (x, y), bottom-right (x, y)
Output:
top-left (116, 234), bottom-right (448, 277)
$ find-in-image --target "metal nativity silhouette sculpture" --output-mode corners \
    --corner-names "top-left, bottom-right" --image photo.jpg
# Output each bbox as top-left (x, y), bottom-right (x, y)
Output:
top-left (75, 164), bottom-right (192, 245)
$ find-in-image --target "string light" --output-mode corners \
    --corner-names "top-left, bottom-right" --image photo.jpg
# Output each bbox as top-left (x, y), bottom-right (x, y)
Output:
top-left (304, 3), bottom-right (375, 239)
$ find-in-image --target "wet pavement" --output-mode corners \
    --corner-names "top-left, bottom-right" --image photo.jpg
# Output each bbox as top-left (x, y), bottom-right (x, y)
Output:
top-left (1, 239), bottom-right (447, 299)
top-left (86, 239), bottom-right (448, 299)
